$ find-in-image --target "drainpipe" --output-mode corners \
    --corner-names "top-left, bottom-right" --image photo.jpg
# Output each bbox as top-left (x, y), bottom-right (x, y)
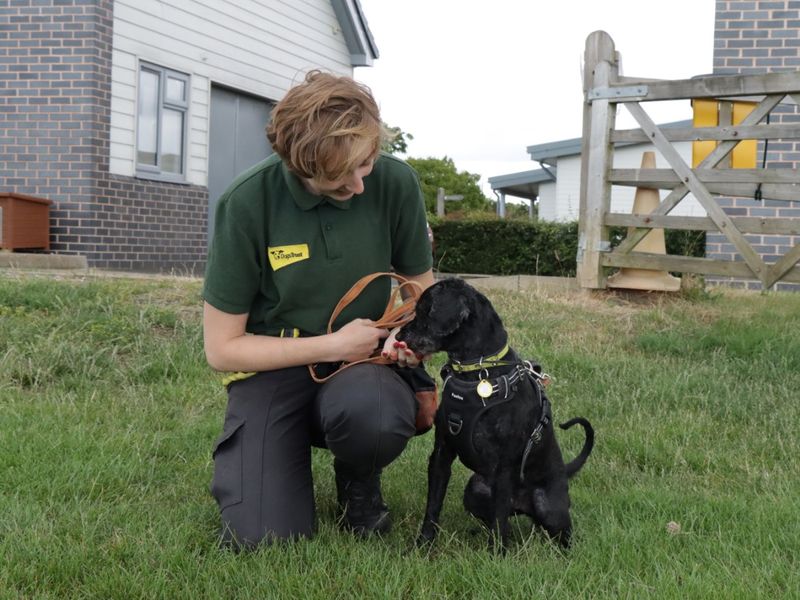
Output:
top-left (538, 160), bottom-right (557, 180)
top-left (535, 160), bottom-right (556, 221)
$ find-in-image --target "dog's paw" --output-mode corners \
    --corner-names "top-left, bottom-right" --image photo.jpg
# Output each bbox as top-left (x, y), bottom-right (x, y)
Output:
top-left (416, 527), bottom-right (437, 548)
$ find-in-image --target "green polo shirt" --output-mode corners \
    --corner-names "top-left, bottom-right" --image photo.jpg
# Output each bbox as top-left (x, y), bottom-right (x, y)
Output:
top-left (203, 152), bottom-right (433, 336)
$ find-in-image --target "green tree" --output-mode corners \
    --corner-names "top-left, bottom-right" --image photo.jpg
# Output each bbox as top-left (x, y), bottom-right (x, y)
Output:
top-left (406, 156), bottom-right (491, 216)
top-left (382, 123), bottom-right (414, 155)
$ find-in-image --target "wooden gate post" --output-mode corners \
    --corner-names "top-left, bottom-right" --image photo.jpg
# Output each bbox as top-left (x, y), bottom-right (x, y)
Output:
top-left (577, 31), bottom-right (619, 289)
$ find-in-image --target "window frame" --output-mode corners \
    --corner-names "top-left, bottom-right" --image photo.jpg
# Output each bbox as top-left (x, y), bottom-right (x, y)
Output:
top-left (135, 61), bottom-right (190, 184)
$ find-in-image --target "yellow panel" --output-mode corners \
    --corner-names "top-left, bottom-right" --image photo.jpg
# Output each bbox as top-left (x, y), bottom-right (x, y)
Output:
top-left (692, 99), bottom-right (718, 168)
top-left (732, 101), bottom-right (757, 169)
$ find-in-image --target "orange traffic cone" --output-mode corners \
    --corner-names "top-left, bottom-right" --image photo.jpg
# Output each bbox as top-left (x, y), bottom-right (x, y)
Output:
top-left (607, 151), bottom-right (681, 292)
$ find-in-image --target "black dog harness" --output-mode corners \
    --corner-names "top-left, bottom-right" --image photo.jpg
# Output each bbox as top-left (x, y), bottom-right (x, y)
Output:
top-left (440, 358), bottom-right (551, 481)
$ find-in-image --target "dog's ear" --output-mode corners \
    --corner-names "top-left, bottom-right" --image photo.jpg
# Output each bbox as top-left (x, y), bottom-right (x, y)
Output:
top-left (429, 290), bottom-right (470, 337)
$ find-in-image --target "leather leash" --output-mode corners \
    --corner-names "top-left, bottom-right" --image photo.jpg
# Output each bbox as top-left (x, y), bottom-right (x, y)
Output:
top-left (307, 272), bottom-right (422, 383)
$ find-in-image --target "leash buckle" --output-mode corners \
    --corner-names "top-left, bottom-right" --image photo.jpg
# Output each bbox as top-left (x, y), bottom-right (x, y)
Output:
top-left (523, 360), bottom-right (554, 387)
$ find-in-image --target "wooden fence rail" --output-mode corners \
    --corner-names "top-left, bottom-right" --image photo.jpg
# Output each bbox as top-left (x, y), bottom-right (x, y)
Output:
top-left (577, 31), bottom-right (800, 290)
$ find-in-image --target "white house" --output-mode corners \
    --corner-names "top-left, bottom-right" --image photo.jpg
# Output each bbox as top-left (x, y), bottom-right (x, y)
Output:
top-left (6, 0), bottom-right (377, 271)
top-left (110, 0), bottom-right (378, 245)
top-left (489, 121), bottom-right (707, 222)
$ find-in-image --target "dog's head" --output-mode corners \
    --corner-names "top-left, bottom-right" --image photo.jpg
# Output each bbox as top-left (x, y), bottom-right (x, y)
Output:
top-left (397, 278), bottom-right (505, 359)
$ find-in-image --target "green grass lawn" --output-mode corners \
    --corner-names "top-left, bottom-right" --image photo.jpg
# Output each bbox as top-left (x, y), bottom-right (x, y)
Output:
top-left (1, 271), bottom-right (798, 599)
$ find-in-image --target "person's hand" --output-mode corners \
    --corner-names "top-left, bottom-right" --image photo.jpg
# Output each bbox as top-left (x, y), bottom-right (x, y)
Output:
top-left (332, 319), bottom-right (390, 363)
top-left (381, 327), bottom-right (430, 368)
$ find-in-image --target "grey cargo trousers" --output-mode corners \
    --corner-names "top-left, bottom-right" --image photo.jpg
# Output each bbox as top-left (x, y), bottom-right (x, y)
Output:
top-left (209, 363), bottom-right (418, 548)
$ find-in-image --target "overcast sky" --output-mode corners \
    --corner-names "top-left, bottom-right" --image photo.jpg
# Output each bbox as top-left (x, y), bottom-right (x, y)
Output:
top-left (354, 1), bottom-right (716, 198)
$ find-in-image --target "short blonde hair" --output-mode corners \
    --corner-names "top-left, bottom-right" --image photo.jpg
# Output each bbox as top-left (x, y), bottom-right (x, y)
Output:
top-left (266, 70), bottom-right (385, 181)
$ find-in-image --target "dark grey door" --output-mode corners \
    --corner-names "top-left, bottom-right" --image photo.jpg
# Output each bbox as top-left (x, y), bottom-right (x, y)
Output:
top-left (208, 86), bottom-right (274, 241)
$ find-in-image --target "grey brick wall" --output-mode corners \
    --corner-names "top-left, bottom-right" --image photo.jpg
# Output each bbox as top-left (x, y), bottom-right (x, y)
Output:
top-left (711, 0), bottom-right (800, 291)
top-left (1, 0), bottom-right (208, 273)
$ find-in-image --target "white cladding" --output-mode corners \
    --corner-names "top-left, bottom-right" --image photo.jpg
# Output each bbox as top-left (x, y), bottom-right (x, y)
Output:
top-left (537, 141), bottom-right (706, 222)
top-left (109, 0), bottom-right (354, 186)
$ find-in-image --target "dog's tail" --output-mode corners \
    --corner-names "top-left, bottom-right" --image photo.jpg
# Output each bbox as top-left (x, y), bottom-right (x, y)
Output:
top-left (559, 417), bottom-right (594, 478)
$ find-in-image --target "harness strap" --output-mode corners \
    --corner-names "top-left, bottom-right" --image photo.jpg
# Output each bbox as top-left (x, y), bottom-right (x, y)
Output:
top-left (491, 364), bottom-right (524, 399)
top-left (307, 272), bottom-right (423, 383)
top-left (519, 376), bottom-right (550, 482)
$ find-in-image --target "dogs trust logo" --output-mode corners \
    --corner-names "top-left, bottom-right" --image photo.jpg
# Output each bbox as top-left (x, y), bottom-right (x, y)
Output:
top-left (267, 244), bottom-right (309, 271)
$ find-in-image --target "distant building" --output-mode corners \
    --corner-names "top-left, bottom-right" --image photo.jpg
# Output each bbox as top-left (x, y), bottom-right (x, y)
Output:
top-left (3, 0), bottom-right (377, 272)
top-left (489, 121), bottom-right (706, 222)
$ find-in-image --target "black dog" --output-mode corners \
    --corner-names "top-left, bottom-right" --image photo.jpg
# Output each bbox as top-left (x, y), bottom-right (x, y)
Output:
top-left (397, 278), bottom-right (594, 551)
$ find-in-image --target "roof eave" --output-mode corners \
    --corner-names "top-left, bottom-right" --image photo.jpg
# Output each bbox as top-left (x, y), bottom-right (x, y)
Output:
top-left (331, 0), bottom-right (379, 67)
top-left (488, 168), bottom-right (557, 201)
top-left (527, 119), bottom-right (693, 164)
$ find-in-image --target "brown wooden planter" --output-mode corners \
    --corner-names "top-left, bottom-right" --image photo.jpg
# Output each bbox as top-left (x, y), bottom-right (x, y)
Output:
top-left (0, 192), bottom-right (53, 251)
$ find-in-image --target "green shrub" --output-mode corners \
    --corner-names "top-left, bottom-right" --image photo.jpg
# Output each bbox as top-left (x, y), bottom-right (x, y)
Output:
top-left (430, 218), bottom-right (706, 276)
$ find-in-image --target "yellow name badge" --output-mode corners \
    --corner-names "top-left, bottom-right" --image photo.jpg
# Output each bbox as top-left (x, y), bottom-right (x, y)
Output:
top-left (268, 244), bottom-right (310, 271)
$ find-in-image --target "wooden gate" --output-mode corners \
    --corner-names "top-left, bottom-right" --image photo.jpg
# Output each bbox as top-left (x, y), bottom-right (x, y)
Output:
top-left (578, 31), bottom-right (800, 290)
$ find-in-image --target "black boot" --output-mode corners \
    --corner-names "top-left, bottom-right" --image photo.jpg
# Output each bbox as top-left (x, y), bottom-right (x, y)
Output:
top-left (334, 460), bottom-right (391, 537)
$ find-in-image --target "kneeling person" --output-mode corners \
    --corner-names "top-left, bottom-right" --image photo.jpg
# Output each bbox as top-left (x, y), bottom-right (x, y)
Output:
top-left (202, 70), bottom-right (434, 549)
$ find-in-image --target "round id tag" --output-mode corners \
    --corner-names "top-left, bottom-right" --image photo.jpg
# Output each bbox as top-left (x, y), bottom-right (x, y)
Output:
top-left (476, 379), bottom-right (493, 399)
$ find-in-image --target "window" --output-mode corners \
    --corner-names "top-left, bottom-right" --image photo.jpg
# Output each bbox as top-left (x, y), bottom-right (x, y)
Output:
top-left (136, 63), bottom-right (189, 181)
